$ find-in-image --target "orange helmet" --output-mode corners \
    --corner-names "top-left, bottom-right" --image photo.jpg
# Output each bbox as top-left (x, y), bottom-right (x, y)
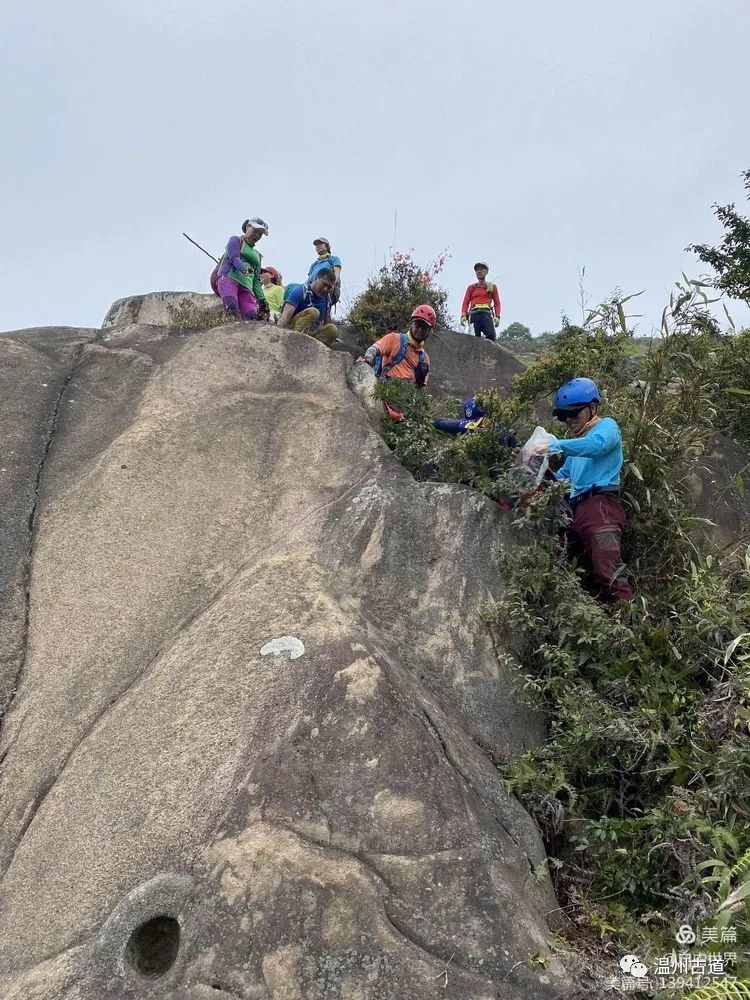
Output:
top-left (410, 304), bottom-right (437, 328)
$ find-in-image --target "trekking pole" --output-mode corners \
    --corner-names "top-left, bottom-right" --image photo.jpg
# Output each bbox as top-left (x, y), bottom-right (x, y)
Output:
top-left (182, 232), bottom-right (219, 264)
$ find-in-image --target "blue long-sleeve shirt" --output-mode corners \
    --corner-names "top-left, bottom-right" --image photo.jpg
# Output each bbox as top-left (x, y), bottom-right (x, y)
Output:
top-left (549, 416), bottom-right (623, 498)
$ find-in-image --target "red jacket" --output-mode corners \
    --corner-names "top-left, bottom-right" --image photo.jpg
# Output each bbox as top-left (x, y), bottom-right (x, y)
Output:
top-left (461, 281), bottom-right (501, 318)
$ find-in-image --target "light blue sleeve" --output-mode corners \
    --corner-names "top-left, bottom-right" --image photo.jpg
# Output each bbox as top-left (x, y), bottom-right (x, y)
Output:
top-left (551, 419), bottom-right (620, 458)
top-left (330, 255), bottom-right (342, 268)
top-left (555, 458), bottom-right (572, 481)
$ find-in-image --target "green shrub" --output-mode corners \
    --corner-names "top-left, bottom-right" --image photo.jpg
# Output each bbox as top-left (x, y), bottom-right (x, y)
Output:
top-left (370, 379), bottom-right (516, 488)
top-left (690, 167), bottom-right (750, 304)
top-left (370, 277), bottom-right (750, 960)
top-left (717, 328), bottom-right (750, 445)
top-left (346, 250), bottom-right (452, 343)
top-left (167, 298), bottom-right (232, 332)
top-left (483, 284), bottom-right (750, 957)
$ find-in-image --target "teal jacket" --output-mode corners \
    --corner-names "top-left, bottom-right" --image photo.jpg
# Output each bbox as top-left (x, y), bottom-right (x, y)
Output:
top-left (550, 416), bottom-right (623, 498)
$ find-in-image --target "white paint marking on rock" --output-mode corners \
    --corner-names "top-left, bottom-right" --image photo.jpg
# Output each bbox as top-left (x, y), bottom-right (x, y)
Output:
top-left (260, 636), bottom-right (305, 661)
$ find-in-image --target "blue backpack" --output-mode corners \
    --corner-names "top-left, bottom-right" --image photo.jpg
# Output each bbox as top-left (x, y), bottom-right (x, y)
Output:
top-left (374, 332), bottom-right (429, 384)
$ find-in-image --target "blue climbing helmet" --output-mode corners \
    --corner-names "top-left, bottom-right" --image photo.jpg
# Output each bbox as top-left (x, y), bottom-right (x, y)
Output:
top-left (463, 396), bottom-right (485, 421)
top-left (552, 377), bottom-right (600, 417)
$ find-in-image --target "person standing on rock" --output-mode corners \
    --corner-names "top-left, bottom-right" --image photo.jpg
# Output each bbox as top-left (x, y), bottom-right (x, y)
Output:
top-left (308, 238), bottom-right (342, 306)
top-left (211, 218), bottom-right (270, 321)
top-left (460, 263), bottom-right (501, 341)
top-left (278, 270), bottom-right (338, 345)
top-left (528, 377), bottom-right (634, 604)
top-left (355, 305), bottom-right (435, 387)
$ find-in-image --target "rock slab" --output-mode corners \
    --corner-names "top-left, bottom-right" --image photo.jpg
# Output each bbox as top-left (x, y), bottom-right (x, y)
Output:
top-left (0, 312), bottom-right (573, 998)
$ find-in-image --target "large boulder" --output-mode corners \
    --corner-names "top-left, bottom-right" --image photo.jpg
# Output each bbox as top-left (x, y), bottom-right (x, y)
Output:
top-left (102, 292), bottom-right (524, 404)
top-left (689, 433), bottom-right (750, 549)
top-left (102, 291), bottom-right (224, 330)
top-left (0, 326), bottom-right (98, 716)
top-left (0, 313), bottom-right (575, 998)
top-left (332, 323), bottom-right (523, 401)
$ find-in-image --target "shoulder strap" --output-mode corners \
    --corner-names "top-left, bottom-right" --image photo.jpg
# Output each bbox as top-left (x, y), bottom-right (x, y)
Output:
top-left (378, 333), bottom-right (408, 380)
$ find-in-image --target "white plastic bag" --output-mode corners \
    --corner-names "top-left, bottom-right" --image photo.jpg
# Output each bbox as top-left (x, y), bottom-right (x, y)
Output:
top-left (520, 426), bottom-right (557, 485)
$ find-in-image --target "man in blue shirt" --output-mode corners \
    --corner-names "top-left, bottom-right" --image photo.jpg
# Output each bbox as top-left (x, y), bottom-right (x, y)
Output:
top-left (279, 269), bottom-right (338, 346)
top-left (534, 377), bottom-right (634, 604)
top-left (308, 238), bottom-right (342, 304)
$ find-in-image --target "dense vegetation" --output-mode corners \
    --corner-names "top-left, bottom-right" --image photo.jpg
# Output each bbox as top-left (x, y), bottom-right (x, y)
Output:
top-left (346, 250), bottom-right (452, 342)
top-left (373, 281), bottom-right (750, 993)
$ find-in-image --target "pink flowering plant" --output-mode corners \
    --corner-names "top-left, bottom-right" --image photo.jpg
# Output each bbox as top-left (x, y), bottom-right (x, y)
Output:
top-left (347, 249), bottom-right (453, 343)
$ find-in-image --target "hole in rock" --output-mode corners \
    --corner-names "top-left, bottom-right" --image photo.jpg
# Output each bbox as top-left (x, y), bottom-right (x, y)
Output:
top-left (126, 915), bottom-right (180, 977)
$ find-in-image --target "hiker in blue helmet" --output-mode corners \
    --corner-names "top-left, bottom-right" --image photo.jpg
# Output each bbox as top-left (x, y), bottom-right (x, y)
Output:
top-left (463, 397), bottom-right (484, 420)
top-left (434, 397), bottom-right (485, 435)
top-left (529, 377), bottom-right (634, 604)
top-left (552, 377), bottom-right (600, 413)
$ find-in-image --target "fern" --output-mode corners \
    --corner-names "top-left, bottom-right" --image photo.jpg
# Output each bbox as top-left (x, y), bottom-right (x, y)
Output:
top-left (731, 847), bottom-right (750, 883)
top-left (680, 981), bottom-right (750, 999)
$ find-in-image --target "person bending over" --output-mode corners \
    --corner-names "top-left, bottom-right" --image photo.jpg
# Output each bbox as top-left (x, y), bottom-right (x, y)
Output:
top-left (278, 270), bottom-right (338, 345)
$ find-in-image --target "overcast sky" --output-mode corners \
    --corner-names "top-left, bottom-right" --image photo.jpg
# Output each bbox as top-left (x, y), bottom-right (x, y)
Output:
top-left (2, 0), bottom-right (749, 336)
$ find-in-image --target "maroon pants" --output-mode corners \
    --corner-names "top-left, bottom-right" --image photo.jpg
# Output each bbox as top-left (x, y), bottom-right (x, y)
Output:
top-left (567, 494), bottom-right (633, 603)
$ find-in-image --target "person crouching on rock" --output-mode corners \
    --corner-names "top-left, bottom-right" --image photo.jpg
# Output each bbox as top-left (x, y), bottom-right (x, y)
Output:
top-left (212, 218), bottom-right (270, 321)
top-left (278, 270), bottom-right (338, 346)
top-left (529, 377), bottom-right (634, 605)
top-left (355, 305), bottom-right (435, 387)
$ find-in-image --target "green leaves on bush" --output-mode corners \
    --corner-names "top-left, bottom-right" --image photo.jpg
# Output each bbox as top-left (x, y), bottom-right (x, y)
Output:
top-left (690, 168), bottom-right (750, 304)
top-left (478, 280), bottom-right (750, 953)
top-left (346, 250), bottom-right (452, 343)
top-left (371, 275), bottom-right (750, 958)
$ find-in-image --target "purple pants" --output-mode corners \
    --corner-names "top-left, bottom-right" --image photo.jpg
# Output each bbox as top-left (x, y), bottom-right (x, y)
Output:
top-left (215, 274), bottom-right (259, 321)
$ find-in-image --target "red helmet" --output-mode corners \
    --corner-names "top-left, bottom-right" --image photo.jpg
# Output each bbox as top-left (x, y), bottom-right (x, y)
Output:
top-left (410, 304), bottom-right (437, 328)
top-left (261, 265), bottom-right (282, 285)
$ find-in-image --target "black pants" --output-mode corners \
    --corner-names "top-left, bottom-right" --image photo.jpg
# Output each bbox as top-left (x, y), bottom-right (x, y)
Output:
top-left (470, 310), bottom-right (496, 341)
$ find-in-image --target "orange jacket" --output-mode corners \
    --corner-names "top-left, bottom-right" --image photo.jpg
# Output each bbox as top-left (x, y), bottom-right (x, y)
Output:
top-left (369, 332), bottom-right (430, 386)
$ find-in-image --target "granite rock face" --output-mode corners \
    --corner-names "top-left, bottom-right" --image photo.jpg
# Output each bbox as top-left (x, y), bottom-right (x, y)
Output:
top-left (0, 307), bottom-right (575, 998)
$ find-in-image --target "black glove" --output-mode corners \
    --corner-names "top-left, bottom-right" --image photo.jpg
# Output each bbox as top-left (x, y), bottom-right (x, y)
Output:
top-left (331, 280), bottom-right (341, 306)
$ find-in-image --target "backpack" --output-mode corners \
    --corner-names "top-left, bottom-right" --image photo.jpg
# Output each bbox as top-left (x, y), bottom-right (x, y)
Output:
top-left (284, 281), bottom-right (331, 317)
top-left (374, 333), bottom-right (429, 384)
top-left (308, 254), bottom-right (339, 280)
